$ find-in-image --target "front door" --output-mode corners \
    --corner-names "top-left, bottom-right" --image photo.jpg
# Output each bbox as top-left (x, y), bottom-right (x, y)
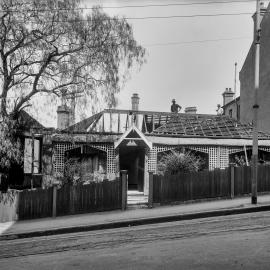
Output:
top-left (119, 146), bottom-right (145, 191)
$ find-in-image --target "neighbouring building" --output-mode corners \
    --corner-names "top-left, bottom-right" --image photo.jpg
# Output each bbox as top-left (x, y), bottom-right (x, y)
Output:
top-left (222, 88), bottom-right (240, 121)
top-left (239, 2), bottom-right (270, 132)
top-left (7, 110), bottom-right (48, 188)
top-left (222, 2), bottom-right (270, 130)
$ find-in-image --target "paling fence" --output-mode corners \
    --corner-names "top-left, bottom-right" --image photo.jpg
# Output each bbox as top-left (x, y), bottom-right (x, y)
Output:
top-left (2, 166), bottom-right (270, 221)
top-left (56, 180), bottom-right (121, 217)
top-left (152, 165), bottom-right (270, 204)
top-left (18, 187), bottom-right (54, 220)
top-left (0, 178), bottom-right (122, 221)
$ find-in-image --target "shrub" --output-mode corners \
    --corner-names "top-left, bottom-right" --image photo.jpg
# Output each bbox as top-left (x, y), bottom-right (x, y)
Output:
top-left (0, 117), bottom-right (23, 173)
top-left (63, 158), bottom-right (107, 185)
top-left (157, 150), bottom-right (204, 175)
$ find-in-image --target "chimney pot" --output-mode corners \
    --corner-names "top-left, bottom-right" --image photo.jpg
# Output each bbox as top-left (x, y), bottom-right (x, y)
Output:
top-left (222, 87), bottom-right (235, 106)
top-left (252, 5), bottom-right (267, 39)
top-left (131, 93), bottom-right (139, 111)
top-left (185, 106), bottom-right (197, 114)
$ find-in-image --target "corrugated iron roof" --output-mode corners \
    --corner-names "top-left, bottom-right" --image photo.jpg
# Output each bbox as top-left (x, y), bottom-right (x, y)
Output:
top-left (152, 114), bottom-right (270, 139)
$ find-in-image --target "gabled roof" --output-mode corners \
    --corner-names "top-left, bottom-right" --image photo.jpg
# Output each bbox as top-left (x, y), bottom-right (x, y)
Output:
top-left (17, 110), bottom-right (45, 130)
top-left (222, 96), bottom-right (240, 109)
top-left (114, 125), bottom-right (152, 149)
top-left (152, 114), bottom-right (270, 139)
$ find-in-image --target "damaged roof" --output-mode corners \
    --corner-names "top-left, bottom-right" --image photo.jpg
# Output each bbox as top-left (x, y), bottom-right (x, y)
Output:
top-left (64, 109), bottom-right (174, 134)
top-left (64, 109), bottom-right (270, 140)
top-left (153, 114), bottom-right (270, 139)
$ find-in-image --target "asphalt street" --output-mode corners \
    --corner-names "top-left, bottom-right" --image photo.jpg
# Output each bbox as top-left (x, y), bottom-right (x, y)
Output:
top-left (1, 211), bottom-right (270, 269)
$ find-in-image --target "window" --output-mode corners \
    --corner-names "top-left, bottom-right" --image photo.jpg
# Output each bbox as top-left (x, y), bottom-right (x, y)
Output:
top-left (24, 138), bottom-right (41, 173)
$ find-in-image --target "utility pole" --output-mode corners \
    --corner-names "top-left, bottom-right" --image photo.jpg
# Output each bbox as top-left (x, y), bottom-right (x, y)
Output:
top-left (234, 62), bottom-right (237, 94)
top-left (31, 128), bottom-right (35, 189)
top-left (251, 0), bottom-right (261, 204)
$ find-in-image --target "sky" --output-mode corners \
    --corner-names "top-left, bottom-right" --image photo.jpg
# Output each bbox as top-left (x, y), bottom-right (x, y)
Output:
top-left (27, 0), bottom-right (269, 126)
top-left (80, 0), bottom-right (267, 116)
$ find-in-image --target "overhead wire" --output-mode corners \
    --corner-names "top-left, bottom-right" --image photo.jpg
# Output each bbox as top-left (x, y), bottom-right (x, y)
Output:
top-left (0, 12), bottom-right (255, 23)
top-left (121, 12), bottom-right (254, 20)
top-left (144, 36), bottom-right (252, 47)
top-left (0, 0), bottom-right (260, 22)
top-left (0, 0), bottom-right (257, 12)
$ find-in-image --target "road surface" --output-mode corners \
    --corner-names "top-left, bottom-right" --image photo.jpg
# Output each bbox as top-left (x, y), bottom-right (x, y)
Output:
top-left (1, 211), bottom-right (270, 269)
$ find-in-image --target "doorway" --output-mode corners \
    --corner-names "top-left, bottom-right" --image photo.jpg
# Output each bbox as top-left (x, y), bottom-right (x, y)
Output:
top-left (119, 146), bottom-right (145, 191)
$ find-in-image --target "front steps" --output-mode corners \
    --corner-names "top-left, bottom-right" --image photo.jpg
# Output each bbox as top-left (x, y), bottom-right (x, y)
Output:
top-left (127, 190), bottom-right (148, 209)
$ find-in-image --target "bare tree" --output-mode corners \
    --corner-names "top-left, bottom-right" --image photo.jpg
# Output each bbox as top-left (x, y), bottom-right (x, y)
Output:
top-left (0, 0), bottom-right (145, 118)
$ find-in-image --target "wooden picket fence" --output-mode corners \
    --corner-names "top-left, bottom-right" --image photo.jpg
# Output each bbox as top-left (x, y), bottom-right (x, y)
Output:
top-left (18, 187), bottom-right (54, 220)
top-left (153, 165), bottom-right (270, 204)
top-left (56, 180), bottom-right (122, 217)
top-left (0, 178), bottom-right (122, 221)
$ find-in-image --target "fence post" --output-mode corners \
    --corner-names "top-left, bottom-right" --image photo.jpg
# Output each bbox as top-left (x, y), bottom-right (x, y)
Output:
top-left (230, 164), bottom-right (235, 199)
top-left (121, 170), bottom-right (128, 210)
top-left (52, 183), bottom-right (58, 217)
top-left (148, 171), bottom-right (154, 208)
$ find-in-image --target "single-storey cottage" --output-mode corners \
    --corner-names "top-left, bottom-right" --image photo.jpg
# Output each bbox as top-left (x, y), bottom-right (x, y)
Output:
top-left (45, 94), bottom-right (270, 195)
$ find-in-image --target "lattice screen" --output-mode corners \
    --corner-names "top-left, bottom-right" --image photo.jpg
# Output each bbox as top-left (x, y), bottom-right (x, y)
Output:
top-left (53, 143), bottom-right (114, 175)
top-left (54, 142), bottom-right (270, 176)
top-left (219, 147), bottom-right (229, 169)
top-left (156, 145), bottom-right (175, 153)
top-left (53, 143), bottom-right (76, 174)
top-left (227, 146), bottom-right (270, 154)
top-left (147, 148), bottom-right (157, 173)
top-left (188, 146), bottom-right (210, 154)
top-left (228, 146), bottom-right (250, 154)
top-left (259, 147), bottom-right (270, 152)
top-left (107, 145), bottom-right (116, 174)
top-left (147, 145), bottom-right (175, 173)
top-left (147, 145), bottom-right (235, 172)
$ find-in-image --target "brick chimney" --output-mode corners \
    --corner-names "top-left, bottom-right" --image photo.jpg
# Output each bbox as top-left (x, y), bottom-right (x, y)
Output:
top-left (252, 2), bottom-right (267, 39)
top-left (57, 105), bottom-right (70, 130)
top-left (131, 93), bottom-right (139, 111)
top-left (222, 88), bottom-right (235, 106)
top-left (185, 107), bottom-right (197, 114)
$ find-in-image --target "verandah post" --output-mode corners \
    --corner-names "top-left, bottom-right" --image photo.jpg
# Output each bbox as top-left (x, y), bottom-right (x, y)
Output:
top-left (121, 170), bottom-right (128, 210)
top-left (148, 171), bottom-right (154, 208)
top-left (52, 182), bottom-right (58, 217)
top-left (230, 164), bottom-right (235, 199)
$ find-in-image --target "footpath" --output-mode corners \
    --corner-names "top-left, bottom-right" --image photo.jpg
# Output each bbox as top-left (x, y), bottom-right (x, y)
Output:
top-left (1, 194), bottom-right (270, 240)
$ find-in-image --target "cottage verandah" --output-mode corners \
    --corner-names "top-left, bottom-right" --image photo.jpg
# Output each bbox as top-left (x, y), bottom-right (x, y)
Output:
top-left (50, 108), bottom-right (270, 195)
